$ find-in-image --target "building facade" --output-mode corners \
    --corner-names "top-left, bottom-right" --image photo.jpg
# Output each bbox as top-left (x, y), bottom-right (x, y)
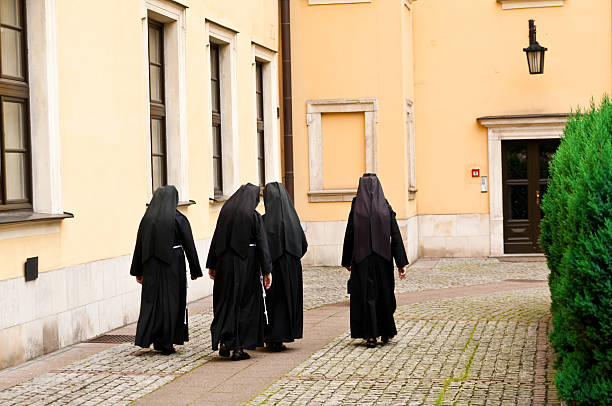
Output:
top-left (0, 0), bottom-right (610, 368)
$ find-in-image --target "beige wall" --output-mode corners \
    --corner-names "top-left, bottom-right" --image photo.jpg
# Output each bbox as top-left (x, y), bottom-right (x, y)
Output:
top-left (412, 0), bottom-right (612, 215)
top-left (0, 0), bottom-right (280, 281)
top-left (291, 0), bottom-right (414, 222)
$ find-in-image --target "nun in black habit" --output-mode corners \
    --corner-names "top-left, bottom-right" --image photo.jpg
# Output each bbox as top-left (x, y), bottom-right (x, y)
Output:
top-left (342, 174), bottom-right (408, 348)
top-left (130, 185), bottom-right (203, 355)
top-left (207, 183), bottom-right (273, 361)
top-left (262, 182), bottom-right (308, 351)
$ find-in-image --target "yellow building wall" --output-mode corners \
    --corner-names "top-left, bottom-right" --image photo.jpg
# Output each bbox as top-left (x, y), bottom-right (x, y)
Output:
top-left (0, 0), bottom-right (279, 281)
top-left (291, 0), bottom-right (413, 222)
top-left (321, 112), bottom-right (365, 190)
top-left (412, 0), bottom-right (612, 215)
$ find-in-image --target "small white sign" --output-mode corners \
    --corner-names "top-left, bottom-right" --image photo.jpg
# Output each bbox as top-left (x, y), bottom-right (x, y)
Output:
top-left (481, 176), bottom-right (488, 193)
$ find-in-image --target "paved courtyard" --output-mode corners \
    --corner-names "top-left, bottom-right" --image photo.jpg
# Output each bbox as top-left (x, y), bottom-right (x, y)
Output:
top-left (0, 258), bottom-right (557, 405)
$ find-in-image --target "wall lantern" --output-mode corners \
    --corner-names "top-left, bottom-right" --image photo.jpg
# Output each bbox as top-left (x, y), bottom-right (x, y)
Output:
top-left (523, 19), bottom-right (547, 74)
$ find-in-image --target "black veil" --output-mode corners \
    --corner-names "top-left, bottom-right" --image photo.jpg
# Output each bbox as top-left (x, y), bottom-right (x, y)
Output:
top-left (135, 185), bottom-right (179, 265)
top-left (263, 182), bottom-right (306, 261)
top-left (210, 183), bottom-right (260, 259)
top-left (353, 173), bottom-right (391, 263)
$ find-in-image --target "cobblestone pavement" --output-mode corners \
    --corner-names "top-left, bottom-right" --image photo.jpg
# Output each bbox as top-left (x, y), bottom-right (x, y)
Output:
top-left (0, 259), bottom-right (553, 405)
top-left (303, 258), bottom-right (549, 310)
top-left (247, 287), bottom-right (559, 406)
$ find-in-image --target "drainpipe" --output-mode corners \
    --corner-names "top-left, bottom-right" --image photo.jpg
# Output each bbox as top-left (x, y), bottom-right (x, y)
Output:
top-left (280, 0), bottom-right (294, 201)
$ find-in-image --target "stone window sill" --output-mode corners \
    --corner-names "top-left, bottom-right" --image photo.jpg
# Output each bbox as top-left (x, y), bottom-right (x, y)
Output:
top-left (309, 0), bottom-right (371, 4)
top-left (178, 200), bottom-right (196, 207)
top-left (0, 211), bottom-right (74, 225)
top-left (209, 195), bottom-right (230, 204)
top-left (497, 0), bottom-right (564, 10)
top-left (308, 189), bottom-right (356, 203)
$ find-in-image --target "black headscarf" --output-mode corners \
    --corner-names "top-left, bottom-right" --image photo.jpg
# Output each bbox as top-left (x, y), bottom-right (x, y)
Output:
top-left (353, 173), bottom-right (391, 263)
top-left (263, 182), bottom-right (306, 261)
top-left (135, 185), bottom-right (179, 265)
top-left (210, 183), bottom-right (260, 259)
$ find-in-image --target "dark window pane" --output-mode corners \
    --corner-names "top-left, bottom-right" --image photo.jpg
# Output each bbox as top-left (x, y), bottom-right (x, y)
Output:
top-left (213, 157), bottom-right (222, 193)
top-left (507, 144), bottom-right (527, 179)
top-left (152, 156), bottom-right (165, 192)
top-left (151, 119), bottom-right (164, 155)
top-left (5, 151), bottom-right (26, 200)
top-left (212, 126), bottom-right (222, 157)
top-left (148, 26), bottom-right (161, 64)
top-left (211, 80), bottom-right (220, 112)
top-left (539, 143), bottom-right (558, 180)
top-left (210, 45), bottom-right (219, 79)
top-left (256, 63), bottom-right (263, 92)
top-left (510, 185), bottom-right (528, 219)
top-left (0, 0), bottom-right (22, 27)
top-left (3, 101), bottom-right (25, 149)
top-left (1, 27), bottom-right (23, 78)
top-left (149, 65), bottom-right (163, 103)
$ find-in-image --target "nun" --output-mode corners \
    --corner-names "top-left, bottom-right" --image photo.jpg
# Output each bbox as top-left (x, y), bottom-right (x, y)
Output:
top-left (341, 174), bottom-right (408, 348)
top-left (207, 183), bottom-right (273, 361)
top-left (130, 185), bottom-right (203, 355)
top-left (262, 182), bottom-right (308, 351)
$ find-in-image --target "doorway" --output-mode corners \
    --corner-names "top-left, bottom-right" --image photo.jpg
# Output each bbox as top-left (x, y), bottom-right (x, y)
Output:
top-left (502, 139), bottom-right (560, 253)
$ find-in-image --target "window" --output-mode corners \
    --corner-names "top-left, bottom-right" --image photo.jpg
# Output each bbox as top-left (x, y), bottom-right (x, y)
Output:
top-left (0, 0), bottom-right (30, 210)
top-left (148, 21), bottom-right (167, 193)
top-left (210, 43), bottom-right (223, 196)
top-left (255, 62), bottom-right (265, 187)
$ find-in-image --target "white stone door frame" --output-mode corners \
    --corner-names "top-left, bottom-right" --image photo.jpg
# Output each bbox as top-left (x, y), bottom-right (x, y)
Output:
top-left (478, 114), bottom-right (568, 256)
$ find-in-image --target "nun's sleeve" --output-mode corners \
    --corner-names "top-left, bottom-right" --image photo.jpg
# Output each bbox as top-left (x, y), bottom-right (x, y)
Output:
top-left (130, 233), bottom-right (143, 277)
top-left (176, 212), bottom-right (204, 278)
top-left (341, 201), bottom-right (355, 267)
top-left (206, 229), bottom-right (218, 270)
top-left (254, 212), bottom-right (273, 275)
top-left (389, 205), bottom-right (409, 268)
top-left (301, 226), bottom-right (308, 258)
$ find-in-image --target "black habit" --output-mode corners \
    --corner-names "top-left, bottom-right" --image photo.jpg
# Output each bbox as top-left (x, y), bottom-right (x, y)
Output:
top-left (207, 183), bottom-right (273, 351)
top-left (131, 185), bottom-right (203, 351)
top-left (262, 182), bottom-right (308, 344)
top-left (342, 174), bottom-right (408, 341)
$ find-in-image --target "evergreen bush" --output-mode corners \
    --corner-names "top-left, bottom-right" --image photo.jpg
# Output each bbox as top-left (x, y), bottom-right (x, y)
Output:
top-left (540, 96), bottom-right (612, 405)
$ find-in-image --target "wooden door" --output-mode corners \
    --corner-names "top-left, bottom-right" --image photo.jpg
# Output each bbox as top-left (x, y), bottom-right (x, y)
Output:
top-left (502, 139), bottom-right (560, 253)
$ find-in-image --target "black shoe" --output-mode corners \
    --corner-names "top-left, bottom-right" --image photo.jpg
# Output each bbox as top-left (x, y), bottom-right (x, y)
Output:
top-left (219, 344), bottom-right (230, 357)
top-left (381, 336), bottom-right (389, 344)
top-left (231, 350), bottom-right (250, 361)
top-left (154, 344), bottom-right (176, 355)
top-left (365, 339), bottom-right (377, 349)
top-left (268, 343), bottom-right (287, 352)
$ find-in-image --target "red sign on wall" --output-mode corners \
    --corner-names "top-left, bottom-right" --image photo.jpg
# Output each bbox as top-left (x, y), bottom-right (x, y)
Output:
top-left (471, 169), bottom-right (480, 177)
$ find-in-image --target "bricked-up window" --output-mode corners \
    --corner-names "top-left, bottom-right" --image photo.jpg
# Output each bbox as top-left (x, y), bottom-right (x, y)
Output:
top-left (210, 43), bottom-right (223, 196)
top-left (148, 21), bottom-right (167, 193)
top-left (0, 0), bottom-right (31, 210)
top-left (255, 62), bottom-right (265, 187)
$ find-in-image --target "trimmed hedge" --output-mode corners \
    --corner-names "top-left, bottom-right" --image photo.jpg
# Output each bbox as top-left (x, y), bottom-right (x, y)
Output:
top-left (540, 96), bottom-right (612, 405)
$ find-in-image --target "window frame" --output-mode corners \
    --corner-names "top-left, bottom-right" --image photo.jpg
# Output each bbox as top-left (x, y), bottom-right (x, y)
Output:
top-left (147, 20), bottom-right (167, 193)
top-left (0, 0), bottom-right (31, 211)
top-left (210, 43), bottom-right (223, 197)
top-left (255, 61), bottom-right (265, 188)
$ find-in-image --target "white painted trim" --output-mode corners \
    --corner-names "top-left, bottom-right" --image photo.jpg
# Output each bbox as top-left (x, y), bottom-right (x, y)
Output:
top-left (497, 0), bottom-right (563, 10)
top-left (306, 98), bottom-right (378, 201)
top-left (26, 0), bottom-right (62, 215)
top-left (478, 115), bottom-right (567, 256)
top-left (252, 44), bottom-right (281, 184)
top-left (405, 100), bottom-right (417, 200)
top-left (309, 0), bottom-right (371, 4)
top-left (206, 22), bottom-right (239, 196)
top-left (144, 0), bottom-right (189, 201)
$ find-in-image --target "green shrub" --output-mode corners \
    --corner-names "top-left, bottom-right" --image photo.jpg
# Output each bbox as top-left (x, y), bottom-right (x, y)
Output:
top-left (540, 96), bottom-right (612, 405)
